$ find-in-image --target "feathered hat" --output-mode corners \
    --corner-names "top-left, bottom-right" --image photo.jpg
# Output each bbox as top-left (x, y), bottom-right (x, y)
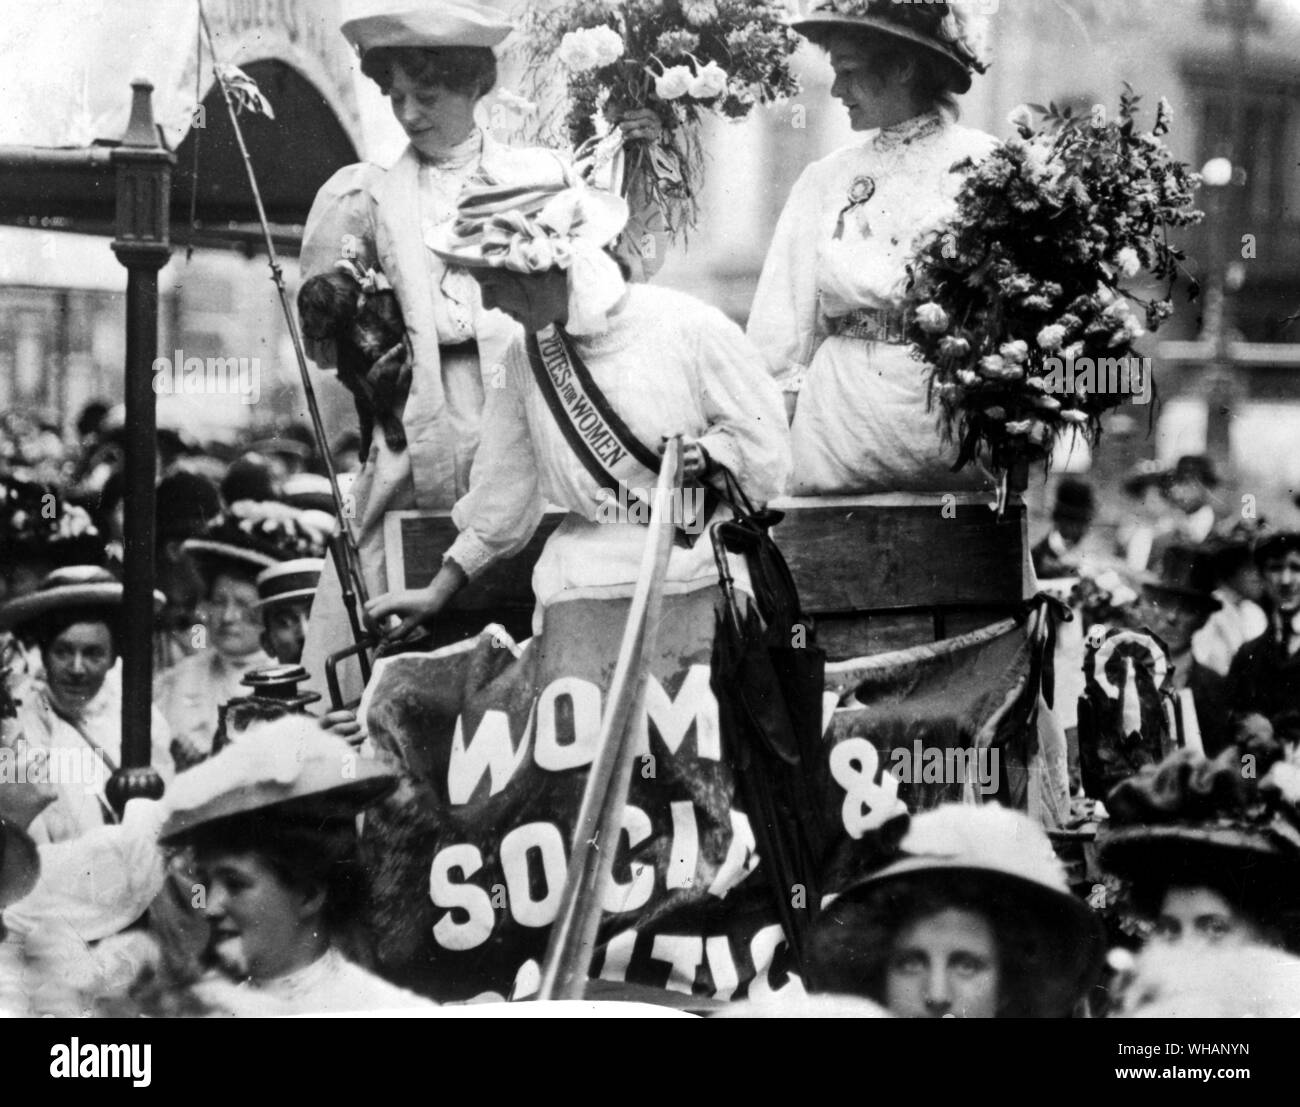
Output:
top-left (1099, 748), bottom-right (1300, 894)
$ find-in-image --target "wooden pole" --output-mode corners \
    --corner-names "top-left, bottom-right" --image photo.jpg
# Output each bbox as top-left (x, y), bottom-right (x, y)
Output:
top-left (536, 438), bottom-right (683, 1001)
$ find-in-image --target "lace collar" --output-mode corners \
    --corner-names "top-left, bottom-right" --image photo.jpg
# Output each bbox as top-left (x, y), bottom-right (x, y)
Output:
top-left (416, 128), bottom-right (485, 171)
top-left (871, 110), bottom-right (945, 153)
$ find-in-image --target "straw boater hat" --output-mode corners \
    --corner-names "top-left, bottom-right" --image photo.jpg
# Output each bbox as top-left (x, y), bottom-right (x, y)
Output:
top-left (158, 715), bottom-right (398, 845)
top-left (340, 0), bottom-right (513, 56)
top-left (0, 565), bottom-right (165, 635)
top-left (790, 0), bottom-right (990, 95)
top-left (256, 559), bottom-right (324, 611)
top-left (815, 804), bottom-right (1105, 1015)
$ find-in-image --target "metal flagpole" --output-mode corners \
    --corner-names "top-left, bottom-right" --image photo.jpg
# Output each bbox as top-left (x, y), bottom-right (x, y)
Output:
top-left (536, 438), bottom-right (683, 1001)
top-left (196, 1), bottom-right (372, 683)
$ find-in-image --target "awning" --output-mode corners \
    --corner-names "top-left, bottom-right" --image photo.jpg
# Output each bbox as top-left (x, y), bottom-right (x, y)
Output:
top-left (0, 0), bottom-right (404, 245)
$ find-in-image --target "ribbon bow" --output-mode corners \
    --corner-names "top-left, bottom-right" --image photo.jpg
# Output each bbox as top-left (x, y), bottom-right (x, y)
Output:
top-left (334, 258), bottom-right (392, 296)
top-left (476, 190), bottom-right (627, 335)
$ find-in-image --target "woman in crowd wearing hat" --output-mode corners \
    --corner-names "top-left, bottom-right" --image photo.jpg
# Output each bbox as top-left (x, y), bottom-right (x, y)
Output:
top-left (144, 715), bottom-right (433, 1015)
top-left (152, 470), bottom-right (223, 675)
top-left (1226, 530), bottom-right (1300, 749)
top-left (298, 0), bottom-right (667, 696)
top-left (0, 567), bottom-right (173, 844)
top-left (1098, 748), bottom-right (1300, 1015)
top-left (747, 0), bottom-right (994, 495)
top-left (1116, 460), bottom-right (1171, 573)
top-left (363, 177), bottom-right (790, 639)
top-left (153, 518), bottom-right (289, 769)
top-left (1, 753), bottom-right (171, 1018)
top-left (256, 559), bottom-right (324, 667)
top-left (804, 804), bottom-right (1105, 1017)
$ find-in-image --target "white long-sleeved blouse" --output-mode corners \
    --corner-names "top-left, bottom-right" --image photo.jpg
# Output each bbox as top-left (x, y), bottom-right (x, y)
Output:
top-left (444, 284), bottom-right (792, 592)
top-left (748, 112), bottom-right (998, 393)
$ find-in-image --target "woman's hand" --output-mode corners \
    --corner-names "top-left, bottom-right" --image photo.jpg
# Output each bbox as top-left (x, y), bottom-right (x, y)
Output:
top-left (658, 437), bottom-right (711, 482)
top-left (318, 709), bottom-right (363, 746)
top-left (364, 561), bottom-right (468, 641)
top-left (609, 107), bottom-right (663, 146)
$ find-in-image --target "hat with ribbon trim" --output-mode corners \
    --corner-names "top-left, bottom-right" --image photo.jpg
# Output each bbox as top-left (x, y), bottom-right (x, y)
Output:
top-left (429, 179), bottom-right (630, 335)
top-left (791, 0), bottom-right (990, 95)
top-left (256, 558), bottom-right (324, 610)
top-left (0, 565), bottom-right (165, 634)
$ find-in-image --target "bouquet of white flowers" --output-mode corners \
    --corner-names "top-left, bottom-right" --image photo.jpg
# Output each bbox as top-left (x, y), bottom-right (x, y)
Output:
top-left (517, 0), bottom-right (802, 235)
top-left (903, 88), bottom-right (1203, 510)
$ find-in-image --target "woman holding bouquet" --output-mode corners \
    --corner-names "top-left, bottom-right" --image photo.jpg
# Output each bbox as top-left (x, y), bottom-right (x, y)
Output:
top-left (298, 1), bottom-right (666, 695)
top-left (749, 0), bottom-right (994, 495)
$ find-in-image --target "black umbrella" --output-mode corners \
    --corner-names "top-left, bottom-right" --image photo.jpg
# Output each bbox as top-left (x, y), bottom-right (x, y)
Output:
top-left (709, 471), bottom-right (827, 980)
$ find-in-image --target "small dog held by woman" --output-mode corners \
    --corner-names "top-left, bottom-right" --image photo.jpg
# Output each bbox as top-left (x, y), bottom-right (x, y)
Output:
top-left (297, 260), bottom-right (411, 458)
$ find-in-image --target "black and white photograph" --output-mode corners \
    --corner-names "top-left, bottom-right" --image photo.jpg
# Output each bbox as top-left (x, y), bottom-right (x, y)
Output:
top-left (1, 0), bottom-right (1299, 1049)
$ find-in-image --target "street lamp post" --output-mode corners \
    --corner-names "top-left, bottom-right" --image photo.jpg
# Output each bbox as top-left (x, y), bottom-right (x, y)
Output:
top-left (106, 80), bottom-right (174, 812)
top-left (1200, 0), bottom-right (1256, 468)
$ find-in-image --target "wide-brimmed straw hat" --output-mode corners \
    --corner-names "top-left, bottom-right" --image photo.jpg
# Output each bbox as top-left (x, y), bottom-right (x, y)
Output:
top-left (428, 181), bottom-right (629, 274)
top-left (159, 715), bottom-right (398, 844)
top-left (819, 804), bottom-right (1105, 1015)
top-left (0, 819), bottom-right (40, 909)
top-left (0, 565), bottom-right (165, 634)
top-left (791, 0), bottom-right (989, 95)
top-left (183, 503), bottom-right (329, 584)
top-left (341, 1), bottom-right (513, 55)
top-left (256, 559), bottom-right (324, 610)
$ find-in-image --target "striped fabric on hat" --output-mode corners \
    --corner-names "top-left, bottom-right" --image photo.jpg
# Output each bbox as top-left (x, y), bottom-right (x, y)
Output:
top-left (433, 179), bottom-right (629, 275)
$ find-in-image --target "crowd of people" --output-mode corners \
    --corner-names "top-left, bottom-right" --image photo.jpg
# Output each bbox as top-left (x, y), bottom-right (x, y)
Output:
top-left (2, 0), bottom-right (1299, 1019)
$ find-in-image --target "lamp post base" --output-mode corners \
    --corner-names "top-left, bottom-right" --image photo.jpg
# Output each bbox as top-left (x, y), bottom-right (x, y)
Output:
top-left (106, 766), bottom-right (166, 816)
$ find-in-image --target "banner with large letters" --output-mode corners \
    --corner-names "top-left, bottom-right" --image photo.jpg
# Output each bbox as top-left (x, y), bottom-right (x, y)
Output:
top-left (358, 584), bottom-right (1042, 1003)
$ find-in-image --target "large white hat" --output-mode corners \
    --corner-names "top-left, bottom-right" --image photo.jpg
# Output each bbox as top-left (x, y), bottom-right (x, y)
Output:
top-left (814, 804), bottom-right (1105, 1016)
top-left (341, 1), bottom-right (513, 54)
top-left (159, 716), bottom-right (398, 843)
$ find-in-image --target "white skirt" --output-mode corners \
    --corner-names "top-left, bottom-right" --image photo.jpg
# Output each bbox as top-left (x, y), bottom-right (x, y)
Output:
top-left (790, 336), bottom-right (993, 496)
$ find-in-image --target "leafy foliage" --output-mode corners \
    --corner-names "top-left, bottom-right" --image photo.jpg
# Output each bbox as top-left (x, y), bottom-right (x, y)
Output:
top-left (903, 88), bottom-right (1203, 479)
top-left (516, 0), bottom-right (801, 236)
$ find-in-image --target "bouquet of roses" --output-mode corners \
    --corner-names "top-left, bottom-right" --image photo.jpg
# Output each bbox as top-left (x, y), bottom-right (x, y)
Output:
top-left (903, 87), bottom-right (1203, 508)
top-left (516, 0), bottom-right (802, 235)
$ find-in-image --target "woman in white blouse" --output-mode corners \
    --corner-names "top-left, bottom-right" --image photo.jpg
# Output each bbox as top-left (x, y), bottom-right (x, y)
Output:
top-left (299, 3), bottom-right (665, 692)
top-left (750, 1), bottom-right (994, 495)
top-left (365, 180), bottom-right (791, 638)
